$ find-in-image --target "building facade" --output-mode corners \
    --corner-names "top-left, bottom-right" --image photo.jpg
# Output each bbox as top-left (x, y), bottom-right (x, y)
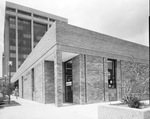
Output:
top-left (11, 22), bottom-right (149, 107)
top-left (3, 1), bottom-right (68, 79)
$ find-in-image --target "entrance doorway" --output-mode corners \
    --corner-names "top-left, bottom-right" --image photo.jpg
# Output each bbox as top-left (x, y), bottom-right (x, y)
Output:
top-left (108, 59), bottom-right (117, 101)
top-left (64, 60), bottom-right (73, 103)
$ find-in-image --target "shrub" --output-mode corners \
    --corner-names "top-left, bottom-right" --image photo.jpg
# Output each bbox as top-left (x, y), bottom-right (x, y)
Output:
top-left (0, 83), bottom-right (15, 96)
top-left (121, 57), bottom-right (149, 108)
top-left (122, 95), bottom-right (141, 108)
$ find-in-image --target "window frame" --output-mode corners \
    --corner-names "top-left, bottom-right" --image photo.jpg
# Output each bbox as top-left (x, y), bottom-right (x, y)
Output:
top-left (108, 59), bottom-right (117, 89)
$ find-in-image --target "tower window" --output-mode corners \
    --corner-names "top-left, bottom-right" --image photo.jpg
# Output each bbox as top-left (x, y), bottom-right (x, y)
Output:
top-left (6, 7), bottom-right (16, 12)
top-left (18, 10), bottom-right (31, 16)
top-left (49, 18), bottom-right (55, 22)
top-left (33, 14), bottom-right (48, 20)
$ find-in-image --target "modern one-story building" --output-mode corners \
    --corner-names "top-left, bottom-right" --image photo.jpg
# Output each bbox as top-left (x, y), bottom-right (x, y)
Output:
top-left (11, 21), bottom-right (149, 107)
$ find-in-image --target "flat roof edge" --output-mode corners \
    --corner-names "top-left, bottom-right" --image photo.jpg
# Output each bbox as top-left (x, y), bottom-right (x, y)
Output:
top-left (6, 1), bottom-right (68, 23)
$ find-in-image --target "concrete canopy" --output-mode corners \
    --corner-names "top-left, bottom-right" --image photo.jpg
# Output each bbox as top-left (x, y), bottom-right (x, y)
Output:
top-left (45, 52), bottom-right (78, 62)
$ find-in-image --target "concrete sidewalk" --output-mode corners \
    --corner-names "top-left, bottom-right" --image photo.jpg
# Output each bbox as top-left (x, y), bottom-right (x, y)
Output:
top-left (0, 96), bottom-right (100, 119)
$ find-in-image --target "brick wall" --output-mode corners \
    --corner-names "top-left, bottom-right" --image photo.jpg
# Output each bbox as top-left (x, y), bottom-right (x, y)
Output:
top-left (56, 22), bottom-right (149, 63)
top-left (72, 54), bottom-right (122, 104)
top-left (44, 61), bottom-right (55, 103)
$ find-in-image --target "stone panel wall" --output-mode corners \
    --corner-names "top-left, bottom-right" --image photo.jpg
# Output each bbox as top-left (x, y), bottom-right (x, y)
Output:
top-left (86, 55), bottom-right (104, 103)
top-left (121, 60), bottom-right (149, 100)
top-left (116, 60), bottom-right (122, 100)
top-left (23, 71), bottom-right (32, 100)
top-left (80, 54), bottom-right (86, 104)
top-left (19, 78), bottom-right (22, 98)
top-left (44, 61), bottom-right (55, 103)
top-left (54, 51), bottom-right (63, 107)
top-left (72, 54), bottom-right (86, 104)
top-left (103, 58), bottom-right (109, 101)
top-left (62, 63), bottom-right (65, 103)
top-left (72, 55), bottom-right (80, 104)
top-left (22, 76), bottom-right (25, 98)
top-left (34, 62), bottom-right (44, 103)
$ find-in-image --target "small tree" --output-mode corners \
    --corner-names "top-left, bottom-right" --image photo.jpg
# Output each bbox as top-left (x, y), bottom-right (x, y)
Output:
top-left (0, 83), bottom-right (15, 103)
top-left (121, 57), bottom-right (149, 108)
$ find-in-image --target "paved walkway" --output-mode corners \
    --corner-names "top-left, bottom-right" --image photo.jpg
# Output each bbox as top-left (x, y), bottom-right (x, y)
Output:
top-left (0, 96), bottom-right (102, 119)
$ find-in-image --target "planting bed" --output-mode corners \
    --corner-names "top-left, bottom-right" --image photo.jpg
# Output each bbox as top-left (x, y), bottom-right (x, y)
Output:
top-left (98, 101), bottom-right (150, 119)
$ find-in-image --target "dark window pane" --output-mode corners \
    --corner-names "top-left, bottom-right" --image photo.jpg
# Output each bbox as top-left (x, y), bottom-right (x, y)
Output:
top-left (9, 17), bottom-right (16, 73)
top-left (33, 22), bottom-right (47, 47)
top-left (6, 7), bottom-right (16, 12)
top-left (18, 18), bottom-right (31, 67)
top-left (49, 18), bottom-right (55, 22)
top-left (18, 10), bottom-right (31, 16)
top-left (9, 58), bottom-right (16, 72)
top-left (33, 14), bottom-right (48, 20)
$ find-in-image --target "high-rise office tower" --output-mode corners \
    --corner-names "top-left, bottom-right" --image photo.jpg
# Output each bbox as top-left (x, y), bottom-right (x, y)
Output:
top-left (3, 1), bottom-right (68, 78)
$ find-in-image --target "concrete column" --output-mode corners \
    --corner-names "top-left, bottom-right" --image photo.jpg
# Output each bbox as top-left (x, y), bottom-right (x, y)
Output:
top-left (103, 58), bottom-right (109, 101)
top-left (116, 60), bottom-right (122, 100)
top-left (16, 16), bottom-right (18, 70)
top-left (44, 61), bottom-right (55, 104)
top-left (54, 50), bottom-right (63, 107)
top-left (42, 61), bottom-right (45, 103)
top-left (72, 54), bottom-right (86, 104)
top-left (31, 19), bottom-right (34, 50)
top-left (120, 60), bottom-right (125, 98)
top-left (19, 78), bottom-right (22, 98)
top-left (80, 54), bottom-right (86, 104)
top-left (21, 76), bottom-right (24, 98)
top-left (47, 24), bottom-right (49, 30)
top-left (4, 15), bottom-right (9, 78)
top-left (72, 55), bottom-right (80, 104)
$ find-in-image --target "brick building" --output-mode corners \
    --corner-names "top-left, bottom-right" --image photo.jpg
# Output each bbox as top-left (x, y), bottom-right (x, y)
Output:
top-left (11, 21), bottom-right (149, 107)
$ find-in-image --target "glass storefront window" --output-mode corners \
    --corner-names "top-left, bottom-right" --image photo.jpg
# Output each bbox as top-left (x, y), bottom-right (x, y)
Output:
top-left (108, 59), bottom-right (116, 89)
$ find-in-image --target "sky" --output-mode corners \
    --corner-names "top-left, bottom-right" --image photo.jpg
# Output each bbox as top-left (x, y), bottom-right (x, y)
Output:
top-left (0, 0), bottom-right (149, 77)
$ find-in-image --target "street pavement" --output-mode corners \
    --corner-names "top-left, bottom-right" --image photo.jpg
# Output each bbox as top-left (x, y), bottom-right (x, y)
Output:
top-left (0, 96), bottom-right (100, 119)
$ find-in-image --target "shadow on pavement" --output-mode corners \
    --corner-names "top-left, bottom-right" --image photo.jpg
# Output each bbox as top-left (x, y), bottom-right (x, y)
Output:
top-left (0, 100), bottom-right (21, 109)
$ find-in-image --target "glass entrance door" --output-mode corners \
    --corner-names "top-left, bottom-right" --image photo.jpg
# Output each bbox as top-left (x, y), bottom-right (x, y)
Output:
top-left (65, 60), bottom-right (73, 103)
top-left (108, 59), bottom-right (117, 101)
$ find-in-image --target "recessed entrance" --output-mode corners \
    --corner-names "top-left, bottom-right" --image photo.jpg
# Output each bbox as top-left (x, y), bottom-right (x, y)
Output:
top-left (64, 60), bottom-right (73, 103)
